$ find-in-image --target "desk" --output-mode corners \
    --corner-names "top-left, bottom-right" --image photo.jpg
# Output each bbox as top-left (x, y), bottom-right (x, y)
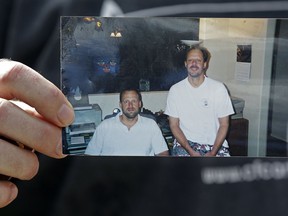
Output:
top-left (226, 118), bottom-right (249, 156)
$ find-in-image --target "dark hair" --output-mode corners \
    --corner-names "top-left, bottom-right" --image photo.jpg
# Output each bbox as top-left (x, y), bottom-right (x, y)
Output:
top-left (119, 88), bottom-right (142, 103)
top-left (185, 45), bottom-right (211, 63)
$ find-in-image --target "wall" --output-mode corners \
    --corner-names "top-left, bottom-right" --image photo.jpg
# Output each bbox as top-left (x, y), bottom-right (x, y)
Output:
top-left (88, 18), bottom-right (276, 157)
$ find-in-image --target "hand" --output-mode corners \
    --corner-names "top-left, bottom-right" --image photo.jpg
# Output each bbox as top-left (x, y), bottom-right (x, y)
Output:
top-left (0, 60), bottom-right (74, 208)
top-left (190, 150), bottom-right (201, 157)
top-left (204, 151), bottom-right (215, 157)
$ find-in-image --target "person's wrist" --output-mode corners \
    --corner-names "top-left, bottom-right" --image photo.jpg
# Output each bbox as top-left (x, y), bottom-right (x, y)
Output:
top-left (210, 149), bottom-right (217, 156)
top-left (189, 149), bottom-right (198, 156)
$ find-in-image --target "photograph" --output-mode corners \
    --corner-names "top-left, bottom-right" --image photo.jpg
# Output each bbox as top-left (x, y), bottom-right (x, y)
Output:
top-left (61, 17), bottom-right (288, 158)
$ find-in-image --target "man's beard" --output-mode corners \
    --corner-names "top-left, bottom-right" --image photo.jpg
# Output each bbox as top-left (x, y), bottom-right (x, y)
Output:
top-left (188, 66), bottom-right (203, 78)
top-left (122, 109), bottom-right (139, 119)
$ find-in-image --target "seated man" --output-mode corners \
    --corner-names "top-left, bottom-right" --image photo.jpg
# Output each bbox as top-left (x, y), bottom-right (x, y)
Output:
top-left (85, 88), bottom-right (169, 156)
top-left (165, 46), bottom-right (234, 157)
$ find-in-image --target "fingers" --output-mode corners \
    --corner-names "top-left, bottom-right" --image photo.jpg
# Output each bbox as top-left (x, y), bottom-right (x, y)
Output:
top-left (0, 59), bottom-right (72, 208)
top-left (0, 60), bottom-right (74, 127)
top-left (0, 138), bottom-right (39, 179)
top-left (0, 99), bottom-right (65, 158)
top-left (0, 181), bottom-right (18, 208)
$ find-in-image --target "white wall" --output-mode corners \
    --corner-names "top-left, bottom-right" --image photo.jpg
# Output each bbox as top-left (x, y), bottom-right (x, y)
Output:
top-left (88, 18), bottom-right (276, 157)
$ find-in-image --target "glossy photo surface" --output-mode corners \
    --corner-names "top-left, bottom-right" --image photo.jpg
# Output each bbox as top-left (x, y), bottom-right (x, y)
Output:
top-left (61, 17), bottom-right (288, 157)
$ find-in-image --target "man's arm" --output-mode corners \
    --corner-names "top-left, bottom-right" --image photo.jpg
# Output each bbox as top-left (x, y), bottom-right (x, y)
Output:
top-left (205, 116), bottom-right (230, 157)
top-left (84, 124), bottom-right (104, 156)
top-left (168, 116), bottom-right (201, 157)
top-left (156, 150), bottom-right (169, 156)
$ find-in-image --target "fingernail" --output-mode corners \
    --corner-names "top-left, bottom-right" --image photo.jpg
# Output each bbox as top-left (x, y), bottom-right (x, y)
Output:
top-left (56, 138), bottom-right (67, 158)
top-left (9, 182), bottom-right (18, 201)
top-left (57, 103), bottom-right (74, 126)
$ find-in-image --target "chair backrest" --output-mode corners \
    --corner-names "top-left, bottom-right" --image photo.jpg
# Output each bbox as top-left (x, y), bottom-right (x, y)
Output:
top-left (139, 113), bottom-right (156, 122)
top-left (104, 113), bottom-right (117, 119)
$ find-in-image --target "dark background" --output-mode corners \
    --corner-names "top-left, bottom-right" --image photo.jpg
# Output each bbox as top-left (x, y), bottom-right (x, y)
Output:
top-left (61, 17), bottom-right (198, 95)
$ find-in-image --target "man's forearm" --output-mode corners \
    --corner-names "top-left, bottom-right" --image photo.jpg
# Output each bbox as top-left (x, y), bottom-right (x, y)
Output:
top-left (211, 123), bottom-right (229, 155)
top-left (170, 125), bottom-right (198, 156)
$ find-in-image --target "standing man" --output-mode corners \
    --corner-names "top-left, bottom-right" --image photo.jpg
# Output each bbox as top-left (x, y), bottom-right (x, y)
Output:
top-left (85, 88), bottom-right (169, 156)
top-left (165, 46), bottom-right (234, 157)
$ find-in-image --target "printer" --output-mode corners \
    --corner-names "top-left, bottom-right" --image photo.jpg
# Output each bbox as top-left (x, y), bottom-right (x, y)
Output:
top-left (230, 96), bottom-right (245, 119)
top-left (63, 104), bottom-right (102, 155)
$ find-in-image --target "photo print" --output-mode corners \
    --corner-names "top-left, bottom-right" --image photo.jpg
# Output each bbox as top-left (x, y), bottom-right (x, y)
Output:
top-left (61, 17), bottom-right (286, 159)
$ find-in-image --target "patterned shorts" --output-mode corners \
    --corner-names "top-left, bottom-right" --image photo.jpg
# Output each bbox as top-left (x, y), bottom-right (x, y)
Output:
top-left (172, 140), bottom-right (230, 157)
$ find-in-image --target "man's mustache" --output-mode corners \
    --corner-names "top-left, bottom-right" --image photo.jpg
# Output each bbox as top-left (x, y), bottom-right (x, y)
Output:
top-left (189, 65), bottom-right (199, 70)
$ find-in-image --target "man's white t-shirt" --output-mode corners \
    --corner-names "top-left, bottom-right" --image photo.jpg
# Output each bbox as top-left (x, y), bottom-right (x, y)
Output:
top-left (85, 113), bottom-right (168, 156)
top-left (165, 77), bottom-right (235, 147)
